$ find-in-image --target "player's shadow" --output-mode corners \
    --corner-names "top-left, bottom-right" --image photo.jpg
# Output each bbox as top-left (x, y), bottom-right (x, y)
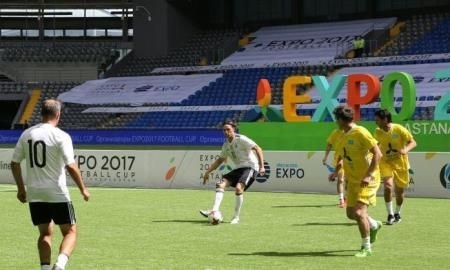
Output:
top-left (272, 204), bottom-right (336, 208)
top-left (152, 219), bottom-right (208, 225)
top-left (229, 250), bottom-right (355, 257)
top-left (295, 222), bottom-right (355, 226)
top-left (0, 189), bottom-right (16, 193)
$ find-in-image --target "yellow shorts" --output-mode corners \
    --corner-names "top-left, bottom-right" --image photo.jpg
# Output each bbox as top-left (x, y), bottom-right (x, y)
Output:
top-left (380, 162), bottom-right (410, 189)
top-left (346, 179), bottom-right (380, 207)
top-left (333, 161), bottom-right (345, 178)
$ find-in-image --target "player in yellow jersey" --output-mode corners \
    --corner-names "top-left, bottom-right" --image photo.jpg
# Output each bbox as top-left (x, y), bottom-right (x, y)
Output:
top-left (328, 105), bottom-right (382, 258)
top-left (323, 128), bottom-right (346, 207)
top-left (374, 109), bottom-right (417, 225)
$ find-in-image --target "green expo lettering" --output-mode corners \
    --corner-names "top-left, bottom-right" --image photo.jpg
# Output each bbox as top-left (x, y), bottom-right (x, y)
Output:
top-left (282, 71), bottom-right (450, 122)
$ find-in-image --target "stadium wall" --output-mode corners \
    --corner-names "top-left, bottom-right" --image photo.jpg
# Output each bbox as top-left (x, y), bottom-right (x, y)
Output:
top-left (0, 148), bottom-right (448, 198)
top-left (240, 121), bottom-right (450, 152)
top-left (0, 120), bottom-right (448, 198)
top-left (133, 0), bottom-right (198, 57)
top-left (4, 62), bottom-right (98, 82)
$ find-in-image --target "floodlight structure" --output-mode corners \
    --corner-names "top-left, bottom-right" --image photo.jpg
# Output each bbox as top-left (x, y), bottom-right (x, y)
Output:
top-left (135, 5), bottom-right (152, 22)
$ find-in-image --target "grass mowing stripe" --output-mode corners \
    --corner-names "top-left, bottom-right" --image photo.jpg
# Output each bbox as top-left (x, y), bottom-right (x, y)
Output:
top-left (1, 185), bottom-right (448, 270)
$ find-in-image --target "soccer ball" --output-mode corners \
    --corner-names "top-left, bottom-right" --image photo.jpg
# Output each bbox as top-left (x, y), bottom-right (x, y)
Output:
top-left (208, 211), bottom-right (223, 225)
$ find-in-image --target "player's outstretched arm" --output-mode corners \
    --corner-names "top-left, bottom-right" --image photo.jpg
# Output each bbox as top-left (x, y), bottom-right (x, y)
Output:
top-left (253, 145), bottom-right (265, 175)
top-left (322, 143), bottom-right (332, 164)
top-left (203, 157), bottom-right (226, 184)
top-left (66, 163), bottom-right (90, 201)
top-left (329, 157), bottom-right (342, 182)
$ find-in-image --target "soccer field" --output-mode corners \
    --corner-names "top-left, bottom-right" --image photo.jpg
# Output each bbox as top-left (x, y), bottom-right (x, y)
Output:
top-left (1, 184), bottom-right (448, 270)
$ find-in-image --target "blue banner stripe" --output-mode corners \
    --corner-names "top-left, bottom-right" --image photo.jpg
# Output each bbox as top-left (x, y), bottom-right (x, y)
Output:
top-left (0, 130), bottom-right (224, 146)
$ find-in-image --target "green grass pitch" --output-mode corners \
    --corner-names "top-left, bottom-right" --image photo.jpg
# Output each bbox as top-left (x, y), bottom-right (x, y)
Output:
top-left (0, 184), bottom-right (448, 270)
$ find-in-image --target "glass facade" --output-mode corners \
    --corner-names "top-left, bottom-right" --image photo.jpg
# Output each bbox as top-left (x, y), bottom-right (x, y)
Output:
top-left (0, 8), bottom-right (132, 38)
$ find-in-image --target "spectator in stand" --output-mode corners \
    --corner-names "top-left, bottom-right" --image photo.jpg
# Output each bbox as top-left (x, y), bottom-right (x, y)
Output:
top-left (353, 36), bottom-right (365, 58)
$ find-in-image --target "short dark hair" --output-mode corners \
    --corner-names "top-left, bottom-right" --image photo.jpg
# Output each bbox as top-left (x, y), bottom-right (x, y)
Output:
top-left (333, 105), bottom-right (354, 122)
top-left (374, 108), bottom-right (392, 123)
top-left (41, 99), bottom-right (62, 117)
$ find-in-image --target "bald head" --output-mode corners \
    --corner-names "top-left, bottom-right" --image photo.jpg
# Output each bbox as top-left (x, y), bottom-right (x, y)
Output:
top-left (41, 99), bottom-right (62, 122)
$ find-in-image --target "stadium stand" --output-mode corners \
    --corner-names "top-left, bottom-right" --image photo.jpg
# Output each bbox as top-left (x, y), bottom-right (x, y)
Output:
top-left (111, 29), bottom-right (241, 77)
top-left (401, 16), bottom-right (450, 55)
top-left (2, 12), bottom-right (448, 130)
top-left (0, 81), bottom-right (28, 94)
top-left (0, 42), bottom-right (118, 63)
top-left (0, 41), bottom-right (124, 81)
top-left (221, 18), bottom-right (397, 67)
top-left (40, 60), bottom-right (443, 130)
top-left (377, 12), bottom-right (450, 56)
top-left (26, 81), bottom-right (115, 129)
top-left (123, 110), bottom-right (244, 129)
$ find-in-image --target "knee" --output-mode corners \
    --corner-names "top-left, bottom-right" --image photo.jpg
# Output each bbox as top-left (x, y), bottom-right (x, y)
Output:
top-left (347, 207), bottom-right (365, 220)
top-left (216, 180), bottom-right (225, 189)
top-left (235, 184), bottom-right (244, 195)
top-left (346, 208), bottom-right (355, 220)
top-left (353, 208), bottom-right (366, 220)
top-left (346, 212), bottom-right (353, 220)
top-left (38, 234), bottom-right (52, 243)
top-left (60, 224), bottom-right (77, 237)
top-left (395, 187), bottom-right (405, 196)
top-left (39, 229), bottom-right (52, 241)
top-left (38, 233), bottom-right (52, 248)
top-left (68, 225), bottom-right (77, 234)
top-left (384, 179), bottom-right (393, 190)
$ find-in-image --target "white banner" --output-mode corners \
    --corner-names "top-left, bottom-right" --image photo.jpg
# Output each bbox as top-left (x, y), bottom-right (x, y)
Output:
top-left (57, 74), bottom-right (222, 105)
top-left (324, 53), bottom-right (450, 66)
top-left (151, 55), bottom-right (450, 75)
top-left (221, 18), bottom-right (396, 67)
top-left (0, 149), bottom-right (13, 184)
top-left (81, 101), bottom-right (437, 114)
top-left (82, 105), bottom-right (254, 113)
top-left (1, 149), bottom-right (449, 199)
top-left (168, 151), bottom-right (450, 199)
top-left (151, 65), bottom-right (222, 74)
top-left (0, 149), bottom-right (154, 188)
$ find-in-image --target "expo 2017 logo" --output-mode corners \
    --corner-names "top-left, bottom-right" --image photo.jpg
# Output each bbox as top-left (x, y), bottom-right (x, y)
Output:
top-left (165, 157), bottom-right (177, 181)
top-left (439, 163), bottom-right (450, 189)
top-left (256, 161), bottom-right (271, 183)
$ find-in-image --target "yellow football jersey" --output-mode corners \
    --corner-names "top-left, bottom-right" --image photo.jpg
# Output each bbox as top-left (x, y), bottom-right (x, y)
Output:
top-left (337, 125), bottom-right (380, 184)
top-left (374, 123), bottom-right (413, 168)
top-left (326, 128), bottom-right (345, 163)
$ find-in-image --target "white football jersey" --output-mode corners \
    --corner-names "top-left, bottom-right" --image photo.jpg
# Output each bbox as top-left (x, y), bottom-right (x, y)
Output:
top-left (220, 134), bottom-right (260, 171)
top-left (11, 123), bottom-right (75, 202)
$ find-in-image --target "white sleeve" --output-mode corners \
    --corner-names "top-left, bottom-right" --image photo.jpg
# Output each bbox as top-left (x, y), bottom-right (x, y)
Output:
top-left (11, 135), bottom-right (26, 163)
top-left (240, 135), bottom-right (257, 150)
top-left (60, 133), bottom-right (75, 165)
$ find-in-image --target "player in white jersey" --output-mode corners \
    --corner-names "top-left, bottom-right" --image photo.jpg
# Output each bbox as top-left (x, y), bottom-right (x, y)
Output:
top-left (200, 120), bottom-right (265, 224)
top-left (11, 99), bottom-right (90, 270)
